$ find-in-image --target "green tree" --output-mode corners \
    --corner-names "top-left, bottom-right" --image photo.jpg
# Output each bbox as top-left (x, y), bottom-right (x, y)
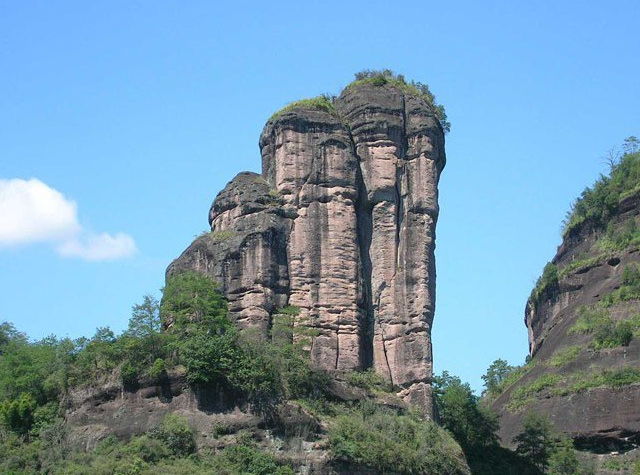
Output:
top-left (0, 335), bottom-right (67, 404)
top-left (177, 327), bottom-right (285, 416)
top-left (0, 392), bottom-right (37, 434)
top-left (482, 359), bottom-right (514, 395)
top-left (72, 327), bottom-right (118, 383)
top-left (548, 437), bottom-right (580, 475)
top-left (623, 135), bottom-right (639, 155)
top-left (434, 371), bottom-right (499, 450)
top-left (513, 413), bottom-right (554, 472)
top-left (161, 271), bottom-right (228, 332)
top-left (0, 322), bottom-right (27, 352)
top-left (177, 330), bottom-right (240, 387)
top-left (118, 294), bottom-right (169, 385)
top-left (128, 295), bottom-right (161, 338)
top-left (147, 414), bottom-right (196, 457)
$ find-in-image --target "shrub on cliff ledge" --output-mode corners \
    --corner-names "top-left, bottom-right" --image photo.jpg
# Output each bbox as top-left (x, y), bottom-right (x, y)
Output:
top-left (596, 219), bottom-right (640, 253)
top-left (529, 262), bottom-right (559, 309)
top-left (592, 320), bottom-right (633, 349)
top-left (147, 414), bottom-right (196, 457)
top-left (601, 264), bottom-right (640, 306)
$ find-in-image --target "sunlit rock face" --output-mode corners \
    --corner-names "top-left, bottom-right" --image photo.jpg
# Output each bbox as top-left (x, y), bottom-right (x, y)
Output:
top-left (168, 82), bottom-right (446, 415)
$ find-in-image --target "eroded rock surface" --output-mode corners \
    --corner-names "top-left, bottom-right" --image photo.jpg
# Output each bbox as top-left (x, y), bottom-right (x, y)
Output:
top-left (168, 82), bottom-right (446, 414)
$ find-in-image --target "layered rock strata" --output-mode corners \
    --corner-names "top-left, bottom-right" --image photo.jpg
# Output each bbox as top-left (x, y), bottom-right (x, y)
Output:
top-left (168, 82), bottom-right (446, 414)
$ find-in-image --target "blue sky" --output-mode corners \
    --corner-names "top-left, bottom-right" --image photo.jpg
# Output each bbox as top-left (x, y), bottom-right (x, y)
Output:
top-left (1, 0), bottom-right (639, 393)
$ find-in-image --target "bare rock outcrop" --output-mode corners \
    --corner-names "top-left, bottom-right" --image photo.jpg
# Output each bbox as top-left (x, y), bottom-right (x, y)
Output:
top-left (168, 171), bottom-right (291, 334)
top-left (168, 81), bottom-right (446, 415)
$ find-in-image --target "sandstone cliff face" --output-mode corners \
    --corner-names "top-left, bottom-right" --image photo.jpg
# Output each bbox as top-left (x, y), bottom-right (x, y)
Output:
top-left (492, 190), bottom-right (640, 457)
top-left (168, 82), bottom-right (446, 414)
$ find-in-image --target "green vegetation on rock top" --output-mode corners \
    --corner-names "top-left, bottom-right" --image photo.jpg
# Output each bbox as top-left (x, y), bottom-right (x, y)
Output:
top-left (269, 69), bottom-right (451, 133)
top-left (527, 141), bottom-right (640, 312)
top-left (528, 262), bottom-right (558, 309)
top-left (268, 94), bottom-right (337, 121)
top-left (346, 69), bottom-right (451, 133)
top-left (562, 148), bottom-right (640, 237)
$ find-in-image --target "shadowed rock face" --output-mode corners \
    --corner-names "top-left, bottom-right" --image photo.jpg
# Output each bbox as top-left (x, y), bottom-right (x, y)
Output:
top-left (168, 83), bottom-right (446, 414)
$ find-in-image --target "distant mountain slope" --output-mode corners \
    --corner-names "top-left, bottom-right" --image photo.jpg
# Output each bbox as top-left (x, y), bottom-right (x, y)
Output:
top-left (491, 149), bottom-right (640, 472)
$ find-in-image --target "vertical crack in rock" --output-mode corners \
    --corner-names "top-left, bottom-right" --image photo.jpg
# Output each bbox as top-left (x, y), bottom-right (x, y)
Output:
top-left (168, 82), bottom-right (445, 416)
top-left (396, 93), bottom-right (409, 272)
top-left (334, 328), bottom-right (340, 370)
top-left (348, 124), bottom-right (375, 370)
top-left (393, 174), bottom-right (403, 280)
top-left (376, 291), bottom-right (395, 386)
top-left (356, 160), bottom-right (375, 367)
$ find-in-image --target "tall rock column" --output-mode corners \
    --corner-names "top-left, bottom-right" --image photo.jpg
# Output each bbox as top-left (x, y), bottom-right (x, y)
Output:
top-left (260, 109), bottom-right (367, 371)
top-left (168, 79), bottom-right (446, 415)
top-left (337, 84), bottom-right (446, 408)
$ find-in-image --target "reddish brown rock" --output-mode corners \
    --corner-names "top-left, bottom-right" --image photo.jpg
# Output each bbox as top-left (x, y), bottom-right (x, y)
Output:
top-left (259, 108), bottom-right (366, 372)
top-left (337, 83), bottom-right (445, 405)
top-left (168, 82), bottom-right (446, 415)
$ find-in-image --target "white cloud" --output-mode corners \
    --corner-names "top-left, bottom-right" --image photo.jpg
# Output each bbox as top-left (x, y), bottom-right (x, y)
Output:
top-left (0, 178), bottom-right (136, 261)
top-left (0, 178), bottom-right (81, 245)
top-left (57, 232), bottom-right (137, 261)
